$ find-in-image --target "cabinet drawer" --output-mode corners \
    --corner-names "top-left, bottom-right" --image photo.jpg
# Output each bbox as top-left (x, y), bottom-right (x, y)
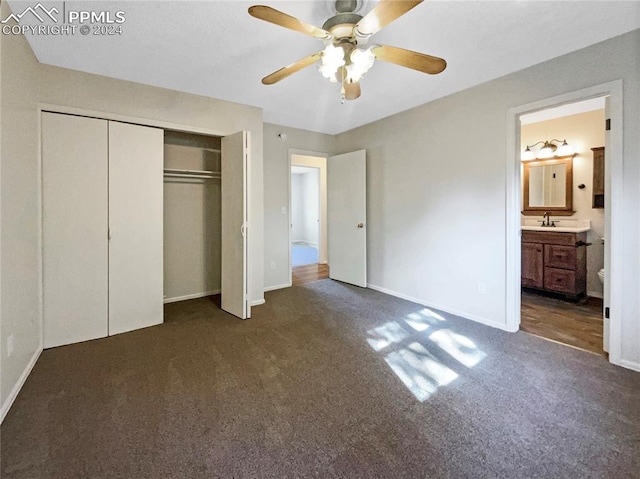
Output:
top-left (522, 231), bottom-right (578, 246)
top-left (544, 268), bottom-right (576, 293)
top-left (544, 244), bottom-right (576, 270)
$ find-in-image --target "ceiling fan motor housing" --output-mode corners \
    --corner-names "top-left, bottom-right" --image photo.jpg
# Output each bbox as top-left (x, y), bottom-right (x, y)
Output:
top-left (322, 13), bottom-right (363, 39)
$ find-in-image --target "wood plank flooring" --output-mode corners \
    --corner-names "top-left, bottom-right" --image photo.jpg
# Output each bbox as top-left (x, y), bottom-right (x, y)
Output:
top-left (520, 291), bottom-right (604, 355)
top-left (292, 263), bottom-right (329, 286)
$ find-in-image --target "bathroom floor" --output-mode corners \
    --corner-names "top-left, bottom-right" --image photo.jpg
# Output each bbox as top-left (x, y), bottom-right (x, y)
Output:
top-left (520, 292), bottom-right (604, 355)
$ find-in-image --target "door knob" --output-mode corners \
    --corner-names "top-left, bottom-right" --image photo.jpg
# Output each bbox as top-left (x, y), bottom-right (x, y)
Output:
top-left (357, 223), bottom-right (364, 228)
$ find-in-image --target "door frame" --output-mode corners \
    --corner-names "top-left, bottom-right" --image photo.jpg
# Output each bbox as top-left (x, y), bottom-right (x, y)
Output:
top-left (505, 80), bottom-right (623, 365)
top-left (288, 149), bottom-right (328, 286)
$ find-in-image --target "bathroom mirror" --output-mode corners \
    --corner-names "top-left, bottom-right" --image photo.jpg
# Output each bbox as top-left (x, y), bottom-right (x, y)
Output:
top-left (522, 156), bottom-right (574, 215)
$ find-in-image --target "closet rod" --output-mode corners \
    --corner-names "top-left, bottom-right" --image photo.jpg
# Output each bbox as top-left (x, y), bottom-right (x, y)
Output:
top-left (163, 168), bottom-right (219, 176)
top-left (163, 172), bottom-right (220, 180)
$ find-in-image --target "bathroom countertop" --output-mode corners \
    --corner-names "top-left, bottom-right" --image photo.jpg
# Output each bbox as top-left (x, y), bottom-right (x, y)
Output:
top-left (521, 218), bottom-right (590, 233)
top-left (521, 225), bottom-right (590, 233)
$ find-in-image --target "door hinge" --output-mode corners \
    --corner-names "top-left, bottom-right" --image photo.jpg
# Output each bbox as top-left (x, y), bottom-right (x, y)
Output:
top-left (605, 307), bottom-right (610, 319)
top-left (605, 118), bottom-right (611, 131)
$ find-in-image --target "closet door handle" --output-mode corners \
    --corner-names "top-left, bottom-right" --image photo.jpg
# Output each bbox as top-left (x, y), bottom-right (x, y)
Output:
top-left (240, 223), bottom-right (247, 238)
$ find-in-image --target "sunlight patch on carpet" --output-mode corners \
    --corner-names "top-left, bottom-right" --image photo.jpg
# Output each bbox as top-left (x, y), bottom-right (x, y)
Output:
top-left (366, 307), bottom-right (488, 402)
top-left (429, 329), bottom-right (487, 368)
top-left (384, 342), bottom-right (458, 402)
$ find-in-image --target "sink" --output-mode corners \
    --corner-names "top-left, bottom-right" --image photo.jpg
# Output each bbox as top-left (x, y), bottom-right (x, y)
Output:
top-left (521, 218), bottom-right (590, 233)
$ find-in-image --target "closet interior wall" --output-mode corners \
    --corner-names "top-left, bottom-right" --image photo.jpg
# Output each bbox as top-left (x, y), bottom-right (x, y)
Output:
top-left (163, 131), bottom-right (222, 303)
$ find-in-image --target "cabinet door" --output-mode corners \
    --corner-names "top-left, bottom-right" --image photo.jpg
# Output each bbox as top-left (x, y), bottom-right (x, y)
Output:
top-left (42, 112), bottom-right (109, 347)
top-left (521, 242), bottom-right (543, 288)
top-left (108, 121), bottom-right (164, 335)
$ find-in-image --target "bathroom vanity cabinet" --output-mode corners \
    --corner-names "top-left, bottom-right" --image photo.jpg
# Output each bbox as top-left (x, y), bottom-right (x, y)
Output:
top-left (521, 230), bottom-right (588, 298)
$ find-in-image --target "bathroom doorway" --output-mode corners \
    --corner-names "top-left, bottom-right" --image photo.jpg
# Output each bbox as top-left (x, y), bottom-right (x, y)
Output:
top-left (517, 97), bottom-right (608, 355)
top-left (289, 153), bottom-right (329, 286)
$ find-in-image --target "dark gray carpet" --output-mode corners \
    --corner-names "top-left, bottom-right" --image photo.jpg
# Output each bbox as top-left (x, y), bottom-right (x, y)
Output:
top-left (2, 280), bottom-right (639, 478)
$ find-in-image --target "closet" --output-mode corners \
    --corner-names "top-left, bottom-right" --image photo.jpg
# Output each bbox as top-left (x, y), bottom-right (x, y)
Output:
top-left (42, 112), bottom-right (163, 348)
top-left (163, 131), bottom-right (222, 303)
top-left (42, 113), bottom-right (250, 349)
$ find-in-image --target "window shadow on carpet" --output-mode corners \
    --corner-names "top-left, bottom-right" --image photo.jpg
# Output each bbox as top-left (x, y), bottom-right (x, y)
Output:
top-left (366, 308), bottom-right (487, 402)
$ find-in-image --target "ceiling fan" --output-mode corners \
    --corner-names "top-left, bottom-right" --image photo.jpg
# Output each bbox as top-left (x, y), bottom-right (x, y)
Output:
top-left (248, 0), bottom-right (447, 102)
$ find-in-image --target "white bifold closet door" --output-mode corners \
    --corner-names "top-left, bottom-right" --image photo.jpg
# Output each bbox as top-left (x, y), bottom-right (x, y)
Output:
top-left (43, 113), bottom-right (109, 348)
top-left (42, 112), bottom-right (163, 348)
top-left (108, 121), bottom-right (164, 335)
top-left (221, 131), bottom-right (250, 319)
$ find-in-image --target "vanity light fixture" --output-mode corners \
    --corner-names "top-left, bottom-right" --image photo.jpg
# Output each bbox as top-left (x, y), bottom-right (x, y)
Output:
top-left (522, 139), bottom-right (573, 161)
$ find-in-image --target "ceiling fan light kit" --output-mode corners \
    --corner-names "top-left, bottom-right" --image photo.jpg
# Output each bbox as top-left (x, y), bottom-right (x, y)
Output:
top-left (248, 0), bottom-right (447, 102)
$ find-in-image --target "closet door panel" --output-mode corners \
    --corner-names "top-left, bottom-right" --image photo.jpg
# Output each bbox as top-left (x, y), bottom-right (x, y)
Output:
top-left (42, 112), bottom-right (109, 348)
top-left (221, 131), bottom-right (249, 319)
top-left (108, 122), bottom-right (164, 335)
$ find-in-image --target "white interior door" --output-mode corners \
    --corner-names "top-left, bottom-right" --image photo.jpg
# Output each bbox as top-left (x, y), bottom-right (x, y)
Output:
top-left (328, 150), bottom-right (367, 287)
top-left (221, 131), bottom-right (250, 319)
top-left (42, 112), bottom-right (109, 348)
top-left (108, 121), bottom-right (164, 335)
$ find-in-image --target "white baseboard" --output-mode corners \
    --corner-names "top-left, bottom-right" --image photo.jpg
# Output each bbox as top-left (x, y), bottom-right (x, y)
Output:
top-left (616, 359), bottom-right (640, 372)
top-left (163, 290), bottom-right (220, 304)
top-left (1, 344), bottom-right (42, 424)
top-left (264, 282), bottom-right (292, 292)
top-left (251, 299), bottom-right (266, 307)
top-left (367, 283), bottom-right (513, 332)
top-left (587, 290), bottom-right (604, 299)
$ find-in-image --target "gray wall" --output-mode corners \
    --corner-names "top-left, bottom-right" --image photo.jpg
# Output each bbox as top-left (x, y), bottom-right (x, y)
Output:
top-left (263, 123), bottom-right (334, 289)
top-left (301, 169), bottom-right (320, 245)
top-left (1, 17), bottom-right (265, 416)
top-left (0, 1), bottom-right (41, 419)
top-left (164, 144), bottom-right (221, 301)
top-left (335, 29), bottom-right (640, 367)
top-left (291, 174), bottom-right (304, 242)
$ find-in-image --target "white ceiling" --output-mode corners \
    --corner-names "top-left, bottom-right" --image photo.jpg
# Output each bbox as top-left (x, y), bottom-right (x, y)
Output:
top-left (12, 0), bottom-right (640, 134)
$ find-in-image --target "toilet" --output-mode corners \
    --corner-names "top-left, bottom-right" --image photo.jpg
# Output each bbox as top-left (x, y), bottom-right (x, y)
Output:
top-left (598, 268), bottom-right (605, 285)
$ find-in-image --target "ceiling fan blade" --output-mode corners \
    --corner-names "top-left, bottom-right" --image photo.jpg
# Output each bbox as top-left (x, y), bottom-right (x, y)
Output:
top-left (249, 5), bottom-right (332, 40)
top-left (372, 45), bottom-right (446, 74)
top-left (355, 0), bottom-right (423, 37)
top-left (262, 52), bottom-right (322, 85)
top-left (343, 81), bottom-right (361, 101)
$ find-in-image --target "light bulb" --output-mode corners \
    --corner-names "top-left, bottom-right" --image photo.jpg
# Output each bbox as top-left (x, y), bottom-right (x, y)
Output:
top-left (351, 47), bottom-right (375, 71)
top-left (319, 44), bottom-right (345, 81)
top-left (537, 143), bottom-right (556, 159)
top-left (521, 147), bottom-right (535, 161)
top-left (347, 48), bottom-right (375, 82)
top-left (319, 63), bottom-right (338, 79)
top-left (556, 140), bottom-right (573, 156)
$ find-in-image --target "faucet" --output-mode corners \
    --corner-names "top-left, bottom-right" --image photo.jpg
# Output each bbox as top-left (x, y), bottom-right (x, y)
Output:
top-left (541, 211), bottom-right (555, 227)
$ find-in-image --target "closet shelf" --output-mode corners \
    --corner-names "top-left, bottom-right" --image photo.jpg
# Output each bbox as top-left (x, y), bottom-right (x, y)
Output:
top-left (163, 168), bottom-right (220, 179)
